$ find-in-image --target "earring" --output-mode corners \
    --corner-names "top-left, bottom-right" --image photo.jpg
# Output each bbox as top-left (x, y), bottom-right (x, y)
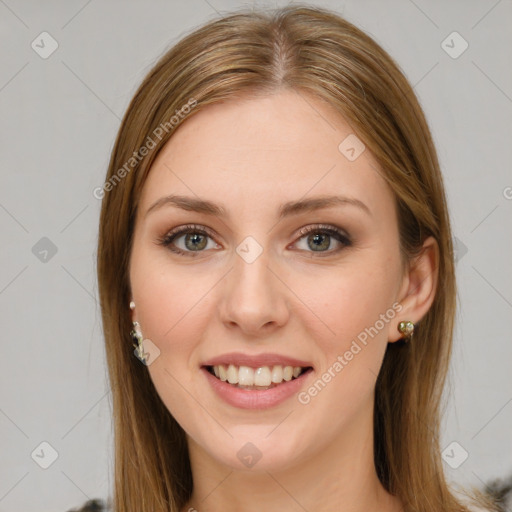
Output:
top-left (129, 301), bottom-right (146, 362)
top-left (130, 320), bottom-right (148, 363)
top-left (397, 320), bottom-right (415, 342)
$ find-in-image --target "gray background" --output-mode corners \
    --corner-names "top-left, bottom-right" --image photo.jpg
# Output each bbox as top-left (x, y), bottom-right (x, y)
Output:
top-left (0, 1), bottom-right (511, 511)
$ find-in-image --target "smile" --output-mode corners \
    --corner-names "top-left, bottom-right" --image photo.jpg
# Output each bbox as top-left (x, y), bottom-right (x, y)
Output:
top-left (201, 364), bottom-right (314, 410)
top-left (206, 364), bottom-right (311, 390)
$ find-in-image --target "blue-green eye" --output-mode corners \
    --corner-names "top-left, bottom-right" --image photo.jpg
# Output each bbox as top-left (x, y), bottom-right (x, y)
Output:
top-left (158, 224), bottom-right (218, 257)
top-left (294, 224), bottom-right (352, 255)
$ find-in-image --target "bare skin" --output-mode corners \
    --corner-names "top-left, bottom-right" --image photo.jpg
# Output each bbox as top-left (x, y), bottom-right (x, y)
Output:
top-left (128, 88), bottom-right (438, 512)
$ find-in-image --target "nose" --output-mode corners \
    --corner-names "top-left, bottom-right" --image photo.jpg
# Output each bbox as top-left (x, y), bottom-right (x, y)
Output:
top-left (218, 243), bottom-right (290, 337)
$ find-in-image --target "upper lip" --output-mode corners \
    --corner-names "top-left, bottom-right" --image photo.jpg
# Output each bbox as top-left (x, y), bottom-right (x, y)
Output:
top-left (202, 352), bottom-right (313, 369)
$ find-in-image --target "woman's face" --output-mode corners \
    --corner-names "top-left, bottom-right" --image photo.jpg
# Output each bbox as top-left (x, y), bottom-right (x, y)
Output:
top-left (129, 89), bottom-right (408, 472)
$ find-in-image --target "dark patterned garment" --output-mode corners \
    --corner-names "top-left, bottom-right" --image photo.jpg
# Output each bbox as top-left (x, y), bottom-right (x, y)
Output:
top-left (66, 499), bottom-right (110, 512)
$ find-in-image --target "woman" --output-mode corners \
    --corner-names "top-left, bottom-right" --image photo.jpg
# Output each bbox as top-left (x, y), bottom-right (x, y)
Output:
top-left (91, 4), bottom-right (502, 512)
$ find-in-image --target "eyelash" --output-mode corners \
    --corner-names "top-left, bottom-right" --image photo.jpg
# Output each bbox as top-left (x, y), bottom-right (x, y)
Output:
top-left (156, 223), bottom-right (352, 258)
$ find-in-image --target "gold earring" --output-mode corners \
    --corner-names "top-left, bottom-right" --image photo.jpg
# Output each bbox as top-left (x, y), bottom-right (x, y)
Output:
top-left (397, 321), bottom-right (415, 341)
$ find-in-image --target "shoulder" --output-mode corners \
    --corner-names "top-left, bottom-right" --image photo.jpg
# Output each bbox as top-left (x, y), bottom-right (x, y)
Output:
top-left (66, 499), bottom-right (110, 512)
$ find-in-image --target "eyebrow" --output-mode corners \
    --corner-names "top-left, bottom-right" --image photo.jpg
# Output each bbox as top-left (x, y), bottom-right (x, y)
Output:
top-left (144, 194), bottom-right (371, 220)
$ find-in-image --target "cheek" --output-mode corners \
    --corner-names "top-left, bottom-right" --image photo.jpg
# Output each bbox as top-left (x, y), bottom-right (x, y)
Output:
top-left (129, 246), bottom-right (206, 358)
top-left (297, 258), bottom-right (400, 408)
top-left (293, 256), bottom-right (400, 417)
top-left (130, 245), bottom-right (237, 408)
top-left (129, 248), bottom-right (212, 431)
top-left (298, 257), bottom-right (399, 346)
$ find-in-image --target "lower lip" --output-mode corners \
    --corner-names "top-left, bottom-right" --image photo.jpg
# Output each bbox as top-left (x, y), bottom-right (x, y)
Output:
top-left (201, 367), bottom-right (313, 410)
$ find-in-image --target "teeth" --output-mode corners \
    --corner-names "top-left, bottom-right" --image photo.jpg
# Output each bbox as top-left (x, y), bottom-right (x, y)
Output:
top-left (226, 364), bottom-right (238, 384)
top-left (211, 364), bottom-right (306, 387)
top-left (271, 365), bottom-right (283, 383)
top-left (254, 366), bottom-right (271, 386)
top-left (238, 366), bottom-right (254, 386)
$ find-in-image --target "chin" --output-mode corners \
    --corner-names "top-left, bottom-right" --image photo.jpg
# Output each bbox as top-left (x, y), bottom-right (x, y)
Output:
top-left (200, 429), bottom-right (311, 473)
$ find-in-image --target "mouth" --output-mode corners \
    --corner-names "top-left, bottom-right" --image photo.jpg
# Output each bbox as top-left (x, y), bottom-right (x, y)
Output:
top-left (204, 364), bottom-right (314, 391)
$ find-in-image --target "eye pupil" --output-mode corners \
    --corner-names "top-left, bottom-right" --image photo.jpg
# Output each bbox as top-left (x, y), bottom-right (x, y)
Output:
top-left (185, 233), bottom-right (207, 251)
top-left (308, 233), bottom-right (330, 251)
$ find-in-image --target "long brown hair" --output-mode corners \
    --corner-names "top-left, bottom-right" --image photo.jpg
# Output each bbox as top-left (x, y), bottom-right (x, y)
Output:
top-left (96, 5), bottom-right (499, 511)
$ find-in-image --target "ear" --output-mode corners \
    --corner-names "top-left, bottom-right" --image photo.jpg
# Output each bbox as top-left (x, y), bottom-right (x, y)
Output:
top-left (388, 236), bottom-right (439, 342)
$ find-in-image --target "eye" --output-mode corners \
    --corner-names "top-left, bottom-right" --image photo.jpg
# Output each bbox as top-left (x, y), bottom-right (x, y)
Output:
top-left (157, 224), bottom-right (220, 257)
top-left (292, 224), bottom-right (352, 256)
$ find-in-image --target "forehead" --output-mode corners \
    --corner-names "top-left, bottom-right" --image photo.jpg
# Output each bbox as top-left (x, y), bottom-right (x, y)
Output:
top-left (139, 89), bottom-right (393, 217)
